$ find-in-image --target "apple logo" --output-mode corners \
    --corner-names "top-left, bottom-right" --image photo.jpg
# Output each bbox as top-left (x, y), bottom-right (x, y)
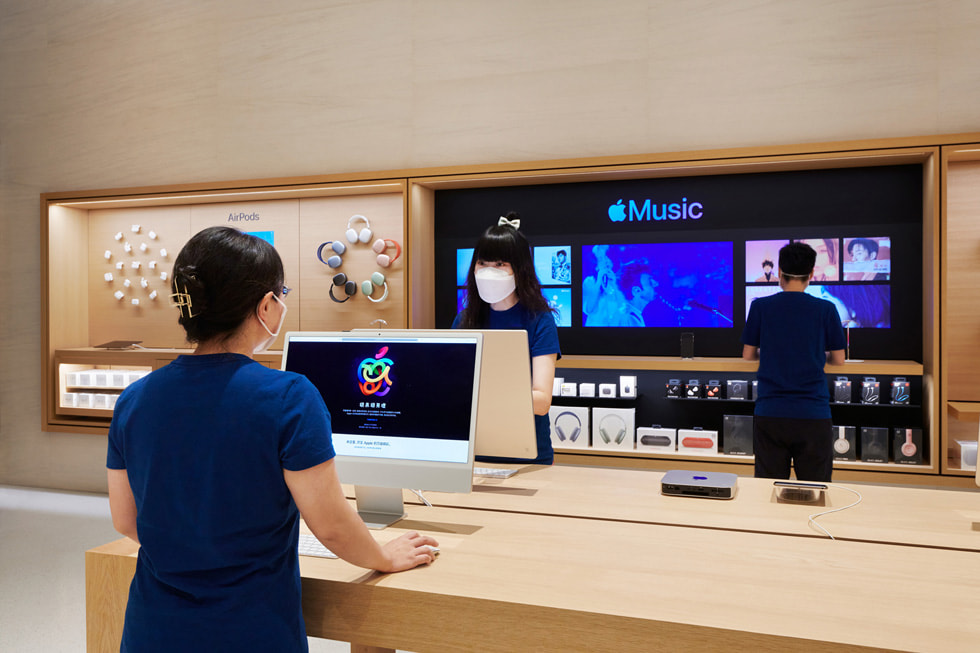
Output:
top-left (607, 199), bottom-right (627, 222)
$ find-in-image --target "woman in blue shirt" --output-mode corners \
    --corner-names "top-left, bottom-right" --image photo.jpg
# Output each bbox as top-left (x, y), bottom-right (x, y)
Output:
top-left (107, 226), bottom-right (438, 652)
top-left (453, 214), bottom-right (561, 464)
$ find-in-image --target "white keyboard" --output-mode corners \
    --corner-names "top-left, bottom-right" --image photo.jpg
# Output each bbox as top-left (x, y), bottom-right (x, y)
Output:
top-left (473, 466), bottom-right (518, 479)
top-left (297, 532), bottom-right (337, 559)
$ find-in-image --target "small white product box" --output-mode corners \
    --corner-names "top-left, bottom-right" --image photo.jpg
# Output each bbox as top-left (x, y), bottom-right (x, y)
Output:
top-left (598, 383), bottom-right (617, 398)
top-left (552, 377), bottom-right (564, 396)
top-left (578, 382), bottom-right (596, 398)
top-left (591, 407), bottom-right (635, 451)
top-left (636, 427), bottom-right (676, 452)
top-left (549, 406), bottom-right (590, 449)
top-left (677, 428), bottom-right (719, 455)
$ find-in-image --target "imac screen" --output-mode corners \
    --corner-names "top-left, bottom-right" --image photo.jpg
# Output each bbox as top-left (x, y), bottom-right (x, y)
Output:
top-left (282, 331), bottom-right (481, 527)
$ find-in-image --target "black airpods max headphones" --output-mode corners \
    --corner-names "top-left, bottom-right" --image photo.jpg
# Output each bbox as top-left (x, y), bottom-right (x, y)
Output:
top-left (329, 273), bottom-right (357, 303)
top-left (554, 411), bottom-right (582, 442)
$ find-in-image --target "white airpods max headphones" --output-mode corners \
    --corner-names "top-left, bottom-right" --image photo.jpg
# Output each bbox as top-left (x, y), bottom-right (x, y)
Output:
top-left (346, 214), bottom-right (373, 244)
top-left (833, 428), bottom-right (851, 454)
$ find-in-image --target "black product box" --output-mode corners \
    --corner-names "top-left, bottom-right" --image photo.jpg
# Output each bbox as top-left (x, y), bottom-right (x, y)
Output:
top-left (751, 379), bottom-right (758, 400)
top-left (705, 380), bottom-right (722, 399)
top-left (685, 379), bottom-right (702, 399)
top-left (722, 414), bottom-right (754, 455)
top-left (833, 376), bottom-right (852, 404)
top-left (832, 425), bottom-right (857, 461)
top-left (893, 427), bottom-right (923, 464)
top-left (665, 378), bottom-right (682, 398)
top-left (890, 377), bottom-right (911, 405)
top-left (860, 426), bottom-right (889, 463)
top-left (726, 379), bottom-right (749, 400)
top-left (861, 377), bottom-right (880, 405)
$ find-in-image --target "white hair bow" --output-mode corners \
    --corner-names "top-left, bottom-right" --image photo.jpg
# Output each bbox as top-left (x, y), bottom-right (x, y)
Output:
top-left (498, 216), bottom-right (520, 229)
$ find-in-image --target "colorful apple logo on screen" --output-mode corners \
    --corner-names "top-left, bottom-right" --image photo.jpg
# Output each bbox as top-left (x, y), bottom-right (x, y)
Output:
top-left (358, 346), bottom-right (394, 396)
top-left (608, 199), bottom-right (627, 222)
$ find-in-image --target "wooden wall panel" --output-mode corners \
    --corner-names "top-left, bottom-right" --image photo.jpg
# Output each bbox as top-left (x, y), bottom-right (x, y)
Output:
top-left (298, 193), bottom-right (406, 331)
top-left (945, 161), bottom-right (980, 400)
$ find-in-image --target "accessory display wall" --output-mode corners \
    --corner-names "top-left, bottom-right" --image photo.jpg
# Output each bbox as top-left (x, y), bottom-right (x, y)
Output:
top-left (44, 182), bottom-right (407, 432)
top-left (45, 133), bottom-right (980, 486)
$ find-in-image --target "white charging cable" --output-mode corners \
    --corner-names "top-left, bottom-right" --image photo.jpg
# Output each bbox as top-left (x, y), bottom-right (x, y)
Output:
top-left (808, 484), bottom-right (863, 539)
top-left (409, 489), bottom-right (432, 507)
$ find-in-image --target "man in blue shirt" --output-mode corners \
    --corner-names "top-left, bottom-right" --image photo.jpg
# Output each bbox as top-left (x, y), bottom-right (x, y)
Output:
top-left (742, 242), bottom-right (846, 481)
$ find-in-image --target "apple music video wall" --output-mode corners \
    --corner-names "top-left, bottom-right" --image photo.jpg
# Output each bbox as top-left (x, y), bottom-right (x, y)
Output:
top-left (433, 164), bottom-right (923, 360)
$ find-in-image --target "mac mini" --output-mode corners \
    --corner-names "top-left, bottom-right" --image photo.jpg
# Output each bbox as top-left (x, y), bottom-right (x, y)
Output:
top-left (661, 470), bottom-right (738, 500)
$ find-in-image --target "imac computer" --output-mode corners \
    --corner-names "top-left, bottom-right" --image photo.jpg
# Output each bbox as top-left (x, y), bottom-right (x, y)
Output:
top-left (281, 330), bottom-right (482, 528)
top-left (356, 328), bottom-right (538, 460)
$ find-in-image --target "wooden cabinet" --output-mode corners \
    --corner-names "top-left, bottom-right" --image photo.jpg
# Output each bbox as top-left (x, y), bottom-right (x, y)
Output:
top-left (941, 146), bottom-right (980, 477)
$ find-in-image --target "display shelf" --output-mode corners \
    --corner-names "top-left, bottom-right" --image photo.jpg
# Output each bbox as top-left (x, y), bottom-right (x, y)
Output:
top-left (948, 401), bottom-right (980, 422)
top-left (49, 348), bottom-right (284, 433)
top-left (555, 445), bottom-right (933, 469)
top-left (554, 447), bottom-right (935, 472)
top-left (557, 355), bottom-right (923, 375)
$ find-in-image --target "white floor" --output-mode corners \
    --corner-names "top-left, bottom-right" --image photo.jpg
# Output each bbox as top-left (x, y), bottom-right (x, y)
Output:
top-left (0, 485), bottom-right (354, 652)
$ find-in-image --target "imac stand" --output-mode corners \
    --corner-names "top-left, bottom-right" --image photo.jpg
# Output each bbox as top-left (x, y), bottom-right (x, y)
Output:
top-left (354, 485), bottom-right (406, 529)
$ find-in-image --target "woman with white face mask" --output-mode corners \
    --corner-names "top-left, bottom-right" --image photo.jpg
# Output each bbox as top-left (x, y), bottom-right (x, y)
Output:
top-left (107, 227), bottom-right (438, 653)
top-left (453, 213), bottom-right (561, 464)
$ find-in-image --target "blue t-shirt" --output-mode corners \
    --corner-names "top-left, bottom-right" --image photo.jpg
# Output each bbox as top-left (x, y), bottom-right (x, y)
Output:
top-left (107, 353), bottom-right (335, 653)
top-left (453, 303), bottom-right (561, 464)
top-left (742, 291), bottom-right (846, 419)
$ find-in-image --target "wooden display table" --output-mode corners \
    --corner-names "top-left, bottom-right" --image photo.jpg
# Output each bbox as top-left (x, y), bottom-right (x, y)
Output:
top-left (415, 465), bottom-right (980, 551)
top-left (88, 500), bottom-right (980, 652)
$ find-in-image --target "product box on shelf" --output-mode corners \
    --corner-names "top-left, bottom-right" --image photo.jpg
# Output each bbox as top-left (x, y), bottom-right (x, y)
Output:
top-left (665, 378), bottom-right (682, 399)
top-left (704, 380), bottom-right (722, 399)
top-left (860, 426), bottom-right (889, 463)
top-left (832, 425), bottom-right (858, 461)
top-left (677, 428), bottom-right (718, 455)
top-left (636, 426), bottom-right (676, 452)
top-left (549, 406), bottom-right (590, 450)
top-left (892, 427), bottom-right (923, 464)
top-left (833, 376), bottom-right (852, 403)
top-left (890, 377), bottom-right (911, 405)
top-left (726, 379), bottom-right (749, 400)
top-left (952, 439), bottom-right (978, 471)
top-left (722, 415), bottom-right (753, 455)
top-left (591, 407), bottom-right (635, 451)
top-left (684, 379), bottom-right (702, 399)
top-left (861, 377), bottom-right (880, 404)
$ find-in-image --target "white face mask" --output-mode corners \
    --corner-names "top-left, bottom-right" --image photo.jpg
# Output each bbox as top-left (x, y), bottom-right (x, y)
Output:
top-left (254, 293), bottom-right (288, 354)
top-left (475, 267), bottom-right (517, 305)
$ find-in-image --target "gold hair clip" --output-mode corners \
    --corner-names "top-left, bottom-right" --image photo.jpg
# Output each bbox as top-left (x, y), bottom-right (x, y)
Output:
top-left (498, 216), bottom-right (520, 229)
top-left (169, 284), bottom-right (197, 318)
